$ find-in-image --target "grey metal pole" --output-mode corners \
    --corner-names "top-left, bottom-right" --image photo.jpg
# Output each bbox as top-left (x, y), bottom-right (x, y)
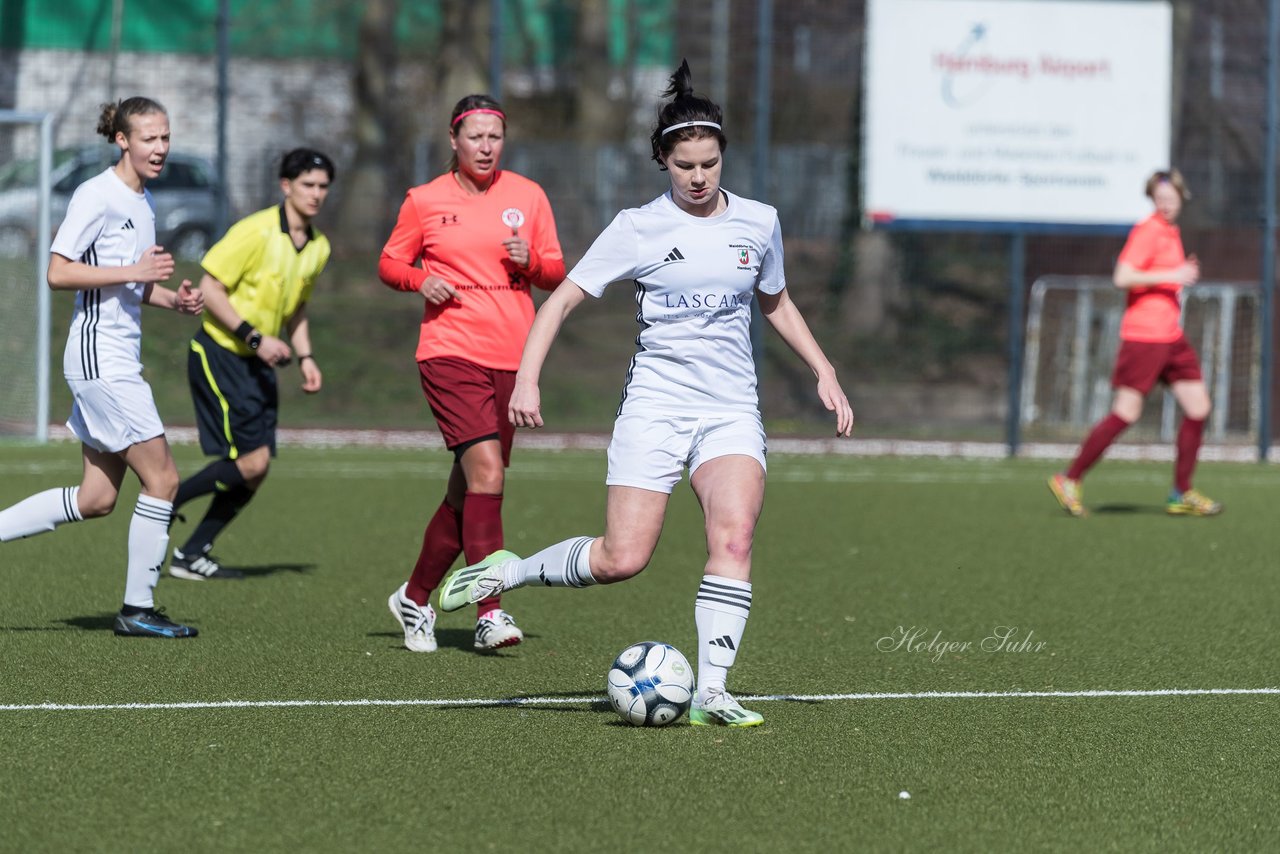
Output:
top-left (489, 0), bottom-right (503, 101)
top-left (36, 113), bottom-right (53, 443)
top-left (752, 0), bottom-right (772, 201)
top-left (751, 0), bottom-right (772, 377)
top-left (214, 0), bottom-right (230, 239)
top-left (1006, 232), bottom-right (1027, 457)
top-left (710, 0), bottom-right (730, 103)
top-left (107, 0), bottom-right (123, 100)
top-left (1259, 0), bottom-right (1279, 460)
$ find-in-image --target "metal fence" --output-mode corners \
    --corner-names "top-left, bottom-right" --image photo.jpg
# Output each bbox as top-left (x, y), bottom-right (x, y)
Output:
top-left (2, 0), bottom-right (1277, 443)
top-left (1022, 276), bottom-right (1260, 442)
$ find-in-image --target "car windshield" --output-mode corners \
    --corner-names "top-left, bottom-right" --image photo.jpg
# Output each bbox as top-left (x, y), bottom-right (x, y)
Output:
top-left (0, 149), bottom-right (212, 192)
top-left (0, 150), bottom-right (79, 191)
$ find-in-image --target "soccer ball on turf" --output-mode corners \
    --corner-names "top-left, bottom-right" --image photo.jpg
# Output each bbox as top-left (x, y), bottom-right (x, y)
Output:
top-left (606, 641), bottom-right (694, 726)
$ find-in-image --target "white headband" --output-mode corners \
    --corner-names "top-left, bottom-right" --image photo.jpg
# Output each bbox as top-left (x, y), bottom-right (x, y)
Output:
top-left (661, 120), bottom-right (722, 137)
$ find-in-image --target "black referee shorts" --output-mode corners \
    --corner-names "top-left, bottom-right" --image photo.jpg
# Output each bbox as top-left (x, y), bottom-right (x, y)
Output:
top-left (188, 328), bottom-right (278, 458)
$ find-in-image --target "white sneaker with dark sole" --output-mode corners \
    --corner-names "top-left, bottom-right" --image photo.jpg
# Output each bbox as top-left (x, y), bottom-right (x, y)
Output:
top-left (387, 583), bottom-right (437, 653)
top-left (170, 548), bottom-right (245, 580)
top-left (474, 609), bottom-right (523, 651)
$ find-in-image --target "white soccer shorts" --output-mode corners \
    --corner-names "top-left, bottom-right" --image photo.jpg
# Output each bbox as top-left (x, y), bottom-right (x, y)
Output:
top-left (605, 411), bottom-right (767, 494)
top-left (66, 373), bottom-right (166, 453)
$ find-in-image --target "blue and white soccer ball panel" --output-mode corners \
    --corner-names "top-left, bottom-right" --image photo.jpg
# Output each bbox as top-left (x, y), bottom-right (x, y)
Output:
top-left (605, 641), bottom-right (695, 727)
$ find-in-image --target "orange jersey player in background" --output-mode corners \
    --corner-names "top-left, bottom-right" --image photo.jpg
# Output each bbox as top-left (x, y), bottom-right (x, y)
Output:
top-left (380, 93), bottom-right (565, 654)
top-left (1049, 169), bottom-right (1221, 519)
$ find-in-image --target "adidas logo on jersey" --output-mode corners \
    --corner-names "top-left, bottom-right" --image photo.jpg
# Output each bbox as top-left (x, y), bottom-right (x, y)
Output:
top-left (662, 247), bottom-right (686, 263)
top-left (122, 218), bottom-right (135, 230)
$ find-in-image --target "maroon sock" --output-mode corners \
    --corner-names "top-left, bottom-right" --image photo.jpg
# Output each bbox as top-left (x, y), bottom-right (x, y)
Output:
top-left (462, 491), bottom-right (504, 617)
top-left (1066, 413), bottom-right (1132, 480)
top-left (1175, 417), bottom-right (1206, 493)
top-left (405, 500), bottom-right (463, 605)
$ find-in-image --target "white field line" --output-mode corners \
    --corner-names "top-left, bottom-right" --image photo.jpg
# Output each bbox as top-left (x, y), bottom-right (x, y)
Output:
top-left (34, 425), bottom-right (1279, 463)
top-left (6, 462), bottom-right (1280, 488)
top-left (2, 687), bottom-right (1276, 713)
top-left (8, 450), bottom-right (1280, 488)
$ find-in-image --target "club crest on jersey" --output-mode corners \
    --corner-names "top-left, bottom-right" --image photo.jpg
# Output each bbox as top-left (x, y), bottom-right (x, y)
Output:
top-left (730, 243), bottom-right (756, 270)
top-left (501, 208), bottom-right (525, 231)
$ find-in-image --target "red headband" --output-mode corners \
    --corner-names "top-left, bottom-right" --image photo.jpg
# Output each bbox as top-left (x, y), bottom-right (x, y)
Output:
top-left (451, 108), bottom-right (506, 128)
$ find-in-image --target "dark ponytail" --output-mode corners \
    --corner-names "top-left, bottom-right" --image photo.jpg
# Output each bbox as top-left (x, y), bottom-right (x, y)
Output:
top-left (96, 96), bottom-right (167, 143)
top-left (650, 59), bottom-right (726, 170)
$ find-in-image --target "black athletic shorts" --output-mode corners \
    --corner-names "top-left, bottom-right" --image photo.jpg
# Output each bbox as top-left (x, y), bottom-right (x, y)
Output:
top-left (188, 328), bottom-right (278, 458)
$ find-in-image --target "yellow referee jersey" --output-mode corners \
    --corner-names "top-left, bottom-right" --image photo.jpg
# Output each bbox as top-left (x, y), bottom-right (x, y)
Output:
top-left (200, 205), bottom-right (331, 356)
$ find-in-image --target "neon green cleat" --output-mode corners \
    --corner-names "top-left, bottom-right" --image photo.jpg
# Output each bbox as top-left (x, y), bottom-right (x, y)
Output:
top-left (690, 689), bottom-right (764, 728)
top-left (437, 549), bottom-right (519, 613)
top-left (1048, 473), bottom-right (1085, 517)
top-left (1166, 488), bottom-right (1222, 517)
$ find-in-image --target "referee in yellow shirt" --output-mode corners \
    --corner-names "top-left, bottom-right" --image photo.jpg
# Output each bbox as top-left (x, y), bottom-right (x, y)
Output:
top-left (170, 148), bottom-right (334, 580)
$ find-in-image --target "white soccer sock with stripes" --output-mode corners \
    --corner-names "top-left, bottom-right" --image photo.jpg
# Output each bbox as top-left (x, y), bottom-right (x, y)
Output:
top-left (502, 536), bottom-right (598, 590)
top-left (694, 575), bottom-right (752, 699)
top-left (0, 487), bottom-right (83, 542)
top-left (123, 495), bottom-right (172, 609)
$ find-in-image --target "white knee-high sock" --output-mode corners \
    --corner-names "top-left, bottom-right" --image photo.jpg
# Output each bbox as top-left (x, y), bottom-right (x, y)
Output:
top-left (0, 487), bottom-right (83, 542)
top-left (123, 496), bottom-right (172, 609)
top-left (502, 536), bottom-right (597, 590)
top-left (694, 575), bottom-right (752, 698)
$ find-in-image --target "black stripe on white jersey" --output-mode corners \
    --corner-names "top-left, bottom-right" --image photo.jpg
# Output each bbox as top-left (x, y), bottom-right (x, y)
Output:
top-left (77, 243), bottom-right (101, 379)
top-left (617, 280), bottom-right (651, 416)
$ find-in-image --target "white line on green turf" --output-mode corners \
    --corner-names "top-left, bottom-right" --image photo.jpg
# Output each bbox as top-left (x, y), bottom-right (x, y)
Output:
top-left (1, 687), bottom-right (1276, 712)
top-left (8, 458), bottom-right (1279, 488)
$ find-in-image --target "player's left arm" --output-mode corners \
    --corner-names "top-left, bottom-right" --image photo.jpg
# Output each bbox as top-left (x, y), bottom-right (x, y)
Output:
top-left (142, 279), bottom-right (204, 316)
top-left (757, 287), bottom-right (854, 437)
top-left (286, 302), bottom-right (321, 393)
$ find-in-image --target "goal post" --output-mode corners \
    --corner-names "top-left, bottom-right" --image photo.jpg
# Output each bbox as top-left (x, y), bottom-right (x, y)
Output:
top-left (1021, 275), bottom-right (1260, 443)
top-left (0, 111), bottom-right (54, 442)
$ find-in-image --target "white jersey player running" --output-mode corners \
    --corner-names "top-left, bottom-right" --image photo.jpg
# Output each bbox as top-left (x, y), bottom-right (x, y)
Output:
top-left (439, 61), bottom-right (854, 727)
top-left (0, 97), bottom-right (205, 638)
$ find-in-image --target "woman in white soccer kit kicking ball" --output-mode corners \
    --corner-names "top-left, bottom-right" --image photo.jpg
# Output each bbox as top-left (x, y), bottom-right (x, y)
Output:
top-left (439, 61), bottom-right (854, 727)
top-left (0, 97), bottom-right (205, 637)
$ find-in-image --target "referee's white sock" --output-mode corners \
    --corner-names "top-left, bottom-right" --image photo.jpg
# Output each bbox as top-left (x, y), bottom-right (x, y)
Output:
top-left (123, 495), bottom-right (172, 609)
top-left (0, 487), bottom-right (83, 542)
top-left (503, 536), bottom-right (598, 589)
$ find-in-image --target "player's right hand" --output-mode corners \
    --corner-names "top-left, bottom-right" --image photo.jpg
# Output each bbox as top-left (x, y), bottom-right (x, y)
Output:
top-left (134, 245), bottom-right (175, 283)
top-left (1177, 255), bottom-right (1200, 286)
top-left (419, 274), bottom-right (458, 306)
top-left (175, 279), bottom-right (204, 315)
top-left (509, 379), bottom-right (544, 429)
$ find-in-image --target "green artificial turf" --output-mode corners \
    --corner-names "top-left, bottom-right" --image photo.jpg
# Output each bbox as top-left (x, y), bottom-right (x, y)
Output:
top-left (1, 446), bottom-right (1276, 852)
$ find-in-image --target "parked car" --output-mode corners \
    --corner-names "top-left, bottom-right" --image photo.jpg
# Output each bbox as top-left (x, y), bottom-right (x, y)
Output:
top-left (0, 146), bottom-right (220, 259)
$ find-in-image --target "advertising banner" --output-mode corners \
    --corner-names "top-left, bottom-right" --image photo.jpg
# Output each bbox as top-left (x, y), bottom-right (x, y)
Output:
top-left (864, 0), bottom-right (1172, 228)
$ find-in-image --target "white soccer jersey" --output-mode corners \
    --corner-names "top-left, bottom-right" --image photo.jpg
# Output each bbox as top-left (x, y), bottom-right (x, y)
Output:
top-left (568, 189), bottom-right (785, 416)
top-left (50, 168), bottom-right (156, 380)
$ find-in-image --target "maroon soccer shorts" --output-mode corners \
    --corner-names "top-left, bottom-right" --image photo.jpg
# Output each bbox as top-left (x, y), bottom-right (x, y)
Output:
top-left (418, 356), bottom-right (516, 466)
top-left (1110, 335), bottom-right (1203, 394)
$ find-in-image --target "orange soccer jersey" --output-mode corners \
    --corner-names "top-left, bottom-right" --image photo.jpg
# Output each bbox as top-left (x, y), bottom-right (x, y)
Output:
top-left (379, 170), bottom-right (565, 370)
top-left (1116, 213), bottom-right (1186, 343)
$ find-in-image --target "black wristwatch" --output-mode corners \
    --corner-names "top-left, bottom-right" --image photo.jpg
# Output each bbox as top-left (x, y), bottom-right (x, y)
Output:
top-left (247, 330), bottom-right (263, 351)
